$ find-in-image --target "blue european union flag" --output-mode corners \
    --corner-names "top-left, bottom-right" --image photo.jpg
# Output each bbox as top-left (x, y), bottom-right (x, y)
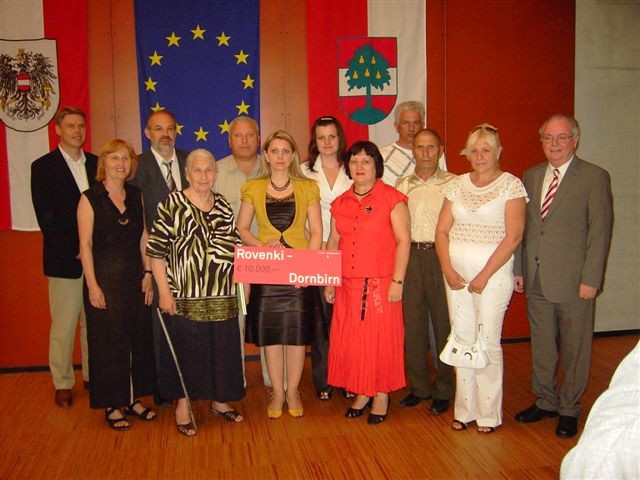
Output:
top-left (134, 0), bottom-right (259, 158)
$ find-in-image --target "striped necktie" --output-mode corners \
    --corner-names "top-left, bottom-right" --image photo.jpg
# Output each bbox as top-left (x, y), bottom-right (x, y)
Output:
top-left (541, 168), bottom-right (559, 221)
top-left (162, 160), bottom-right (177, 192)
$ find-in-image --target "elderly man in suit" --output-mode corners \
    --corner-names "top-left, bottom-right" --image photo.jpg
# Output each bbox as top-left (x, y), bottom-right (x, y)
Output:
top-left (514, 114), bottom-right (613, 438)
top-left (31, 106), bottom-right (98, 408)
top-left (129, 109), bottom-right (188, 406)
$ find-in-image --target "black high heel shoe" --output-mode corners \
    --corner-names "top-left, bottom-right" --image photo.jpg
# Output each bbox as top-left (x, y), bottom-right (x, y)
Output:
top-left (367, 394), bottom-right (390, 425)
top-left (345, 397), bottom-right (373, 419)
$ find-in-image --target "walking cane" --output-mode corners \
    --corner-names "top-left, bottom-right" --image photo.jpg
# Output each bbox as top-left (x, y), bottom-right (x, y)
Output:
top-left (157, 308), bottom-right (197, 430)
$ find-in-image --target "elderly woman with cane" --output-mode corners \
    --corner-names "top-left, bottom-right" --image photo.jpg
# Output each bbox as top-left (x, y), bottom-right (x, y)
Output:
top-left (147, 148), bottom-right (245, 437)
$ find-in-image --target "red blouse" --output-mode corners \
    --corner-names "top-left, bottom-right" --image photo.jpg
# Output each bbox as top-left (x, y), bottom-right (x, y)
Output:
top-left (331, 180), bottom-right (407, 279)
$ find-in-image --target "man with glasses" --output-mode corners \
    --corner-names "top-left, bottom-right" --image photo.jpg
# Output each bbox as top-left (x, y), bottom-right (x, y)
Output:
top-left (514, 114), bottom-right (613, 438)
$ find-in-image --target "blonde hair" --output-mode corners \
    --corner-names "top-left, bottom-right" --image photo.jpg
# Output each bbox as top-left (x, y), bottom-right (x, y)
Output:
top-left (259, 130), bottom-right (305, 179)
top-left (461, 124), bottom-right (501, 157)
top-left (96, 139), bottom-right (137, 181)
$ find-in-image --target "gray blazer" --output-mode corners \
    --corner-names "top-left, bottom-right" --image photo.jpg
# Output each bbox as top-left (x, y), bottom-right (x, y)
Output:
top-left (129, 149), bottom-right (189, 230)
top-left (515, 156), bottom-right (613, 303)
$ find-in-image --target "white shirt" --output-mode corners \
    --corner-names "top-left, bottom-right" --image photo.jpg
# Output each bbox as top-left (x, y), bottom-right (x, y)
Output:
top-left (303, 156), bottom-right (353, 242)
top-left (540, 155), bottom-right (573, 209)
top-left (58, 145), bottom-right (89, 192)
top-left (150, 147), bottom-right (183, 190)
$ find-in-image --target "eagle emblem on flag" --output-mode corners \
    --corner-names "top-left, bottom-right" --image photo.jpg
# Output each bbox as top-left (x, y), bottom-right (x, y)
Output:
top-left (0, 39), bottom-right (59, 132)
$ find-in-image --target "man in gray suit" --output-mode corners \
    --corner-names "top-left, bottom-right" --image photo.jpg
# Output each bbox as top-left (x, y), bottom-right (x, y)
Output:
top-left (129, 109), bottom-right (188, 406)
top-left (514, 114), bottom-right (613, 438)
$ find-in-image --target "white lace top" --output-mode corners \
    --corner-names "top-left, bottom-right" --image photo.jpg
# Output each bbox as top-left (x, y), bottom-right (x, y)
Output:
top-left (444, 172), bottom-right (528, 246)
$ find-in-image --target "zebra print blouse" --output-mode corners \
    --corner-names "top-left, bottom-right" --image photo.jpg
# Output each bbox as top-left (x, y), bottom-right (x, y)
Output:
top-left (146, 191), bottom-right (241, 322)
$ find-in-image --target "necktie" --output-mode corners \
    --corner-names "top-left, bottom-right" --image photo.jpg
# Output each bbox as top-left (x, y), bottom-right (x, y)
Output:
top-left (541, 168), bottom-right (559, 221)
top-left (162, 160), bottom-right (176, 192)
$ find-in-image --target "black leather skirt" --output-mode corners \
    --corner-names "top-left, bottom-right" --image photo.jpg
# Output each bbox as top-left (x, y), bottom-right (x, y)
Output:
top-left (245, 283), bottom-right (326, 346)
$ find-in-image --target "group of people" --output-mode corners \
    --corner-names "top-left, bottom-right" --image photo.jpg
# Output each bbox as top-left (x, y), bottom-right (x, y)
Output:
top-left (30, 101), bottom-right (612, 440)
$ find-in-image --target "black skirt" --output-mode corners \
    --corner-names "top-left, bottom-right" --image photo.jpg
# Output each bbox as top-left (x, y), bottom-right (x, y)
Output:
top-left (246, 284), bottom-right (326, 346)
top-left (157, 313), bottom-right (245, 402)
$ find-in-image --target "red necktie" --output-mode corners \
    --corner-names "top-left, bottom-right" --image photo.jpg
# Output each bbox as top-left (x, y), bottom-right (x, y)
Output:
top-left (541, 168), bottom-right (559, 221)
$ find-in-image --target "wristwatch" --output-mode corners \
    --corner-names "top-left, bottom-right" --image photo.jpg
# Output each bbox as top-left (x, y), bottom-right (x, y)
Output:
top-left (392, 279), bottom-right (404, 285)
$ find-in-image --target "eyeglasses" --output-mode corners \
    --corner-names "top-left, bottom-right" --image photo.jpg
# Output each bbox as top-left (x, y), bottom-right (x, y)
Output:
top-left (541, 134), bottom-right (573, 144)
top-left (471, 123), bottom-right (498, 134)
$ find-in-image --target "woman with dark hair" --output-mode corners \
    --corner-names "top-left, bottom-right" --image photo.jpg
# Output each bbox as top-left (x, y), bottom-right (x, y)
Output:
top-left (237, 129), bottom-right (325, 419)
top-left (325, 140), bottom-right (411, 424)
top-left (303, 116), bottom-right (352, 400)
top-left (78, 138), bottom-right (156, 430)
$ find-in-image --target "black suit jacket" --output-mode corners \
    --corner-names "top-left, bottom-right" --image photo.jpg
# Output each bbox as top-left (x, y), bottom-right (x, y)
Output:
top-left (31, 148), bottom-right (98, 278)
top-left (129, 149), bottom-right (189, 230)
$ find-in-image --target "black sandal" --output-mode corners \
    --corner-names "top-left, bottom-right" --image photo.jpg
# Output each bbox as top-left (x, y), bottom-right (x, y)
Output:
top-left (318, 386), bottom-right (333, 401)
top-left (176, 421), bottom-right (197, 437)
top-left (125, 399), bottom-right (156, 421)
top-left (452, 419), bottom-right (468, 431)
top-left (105, 408), bottom-right (130, 431)
top-left (210, 405), bottom-right (244, 423)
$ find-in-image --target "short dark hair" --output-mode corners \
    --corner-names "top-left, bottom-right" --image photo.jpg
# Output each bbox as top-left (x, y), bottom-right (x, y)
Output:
top-left (343, 140), bottom-right (384, 179)
top-left (414, 128), bottom-right (442, 147)
top-left (307, 116), bottom-right (347, 170)
top-left (54, 106), bottom-right (86, 125)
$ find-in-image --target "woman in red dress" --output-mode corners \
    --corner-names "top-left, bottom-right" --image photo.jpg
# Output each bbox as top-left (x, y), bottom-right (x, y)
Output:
top-left (325, 140), bottom-right (411, 424)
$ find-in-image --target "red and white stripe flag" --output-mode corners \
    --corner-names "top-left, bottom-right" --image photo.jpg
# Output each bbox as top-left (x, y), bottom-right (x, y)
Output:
top-left (307, 0), bottom-right (426, 148)
top-left (0, 0), bottom-right (91, 231)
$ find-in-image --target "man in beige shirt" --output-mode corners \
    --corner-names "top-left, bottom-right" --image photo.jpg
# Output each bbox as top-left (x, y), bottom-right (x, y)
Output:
top-left (395, 129), bottom-right (456, 414)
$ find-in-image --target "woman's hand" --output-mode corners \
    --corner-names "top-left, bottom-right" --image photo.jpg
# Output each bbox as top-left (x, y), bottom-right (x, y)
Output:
top-left (264, 238), bottom-right (284, 248)
top-left (468, 272), bottom-right (489, 294)
top-left (325, 286), bottom-right (335, 304)
top-left (88, 284), bottom-right (106, 309)
top-left (388, 282), bottom-right (403, 302)
top-left (443, 268), bottom-right (467, 290)
top-left (158, 292), bottom-right (177, 316)
top-left (141, 274), bottom-right (153, 305)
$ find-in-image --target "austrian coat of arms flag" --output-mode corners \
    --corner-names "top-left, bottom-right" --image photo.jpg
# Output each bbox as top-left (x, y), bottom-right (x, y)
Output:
top-left (0, 38), bottom-right (59, 132)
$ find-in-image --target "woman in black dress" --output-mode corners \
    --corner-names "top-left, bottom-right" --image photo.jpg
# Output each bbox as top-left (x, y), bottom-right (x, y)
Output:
top-left (78, 139), bottom-right (156, 430)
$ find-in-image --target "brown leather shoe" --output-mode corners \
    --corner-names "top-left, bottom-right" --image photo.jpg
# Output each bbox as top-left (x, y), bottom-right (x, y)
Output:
top-left (55, 389), bottom-right (72, 408)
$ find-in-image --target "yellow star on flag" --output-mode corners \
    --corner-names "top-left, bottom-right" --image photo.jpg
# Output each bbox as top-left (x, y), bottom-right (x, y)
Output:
top-left (218, 119), bottom-right (231, 133)
top-left (194, 127), bottom-right (209, 141)
top-left (235, 100), bottom-right (250, 114)
top-left (151, 102), bottom-right (164, 112)
top-left (191, 25), bottom-right (206, 40)
top-left (149, 51), bottom-right (163, 66)
top-left (166, 32), bottom-right (181, 47)
top-left (234, 50), bottom-right (249, 64)
top-left (144, 77), bottom-right (157, 91)
top-left (216, 32), bottom-right (231, 46)
top-left (241, 74), bottom-right (255, 89)
top-left (176, 124), bottom-right (184, 135)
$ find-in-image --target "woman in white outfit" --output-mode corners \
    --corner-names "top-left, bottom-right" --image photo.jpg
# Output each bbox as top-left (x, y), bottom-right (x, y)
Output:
top-left (303, 116), bottom-right (352, 400)
top-left (435, 124), bottom-right (527, 432)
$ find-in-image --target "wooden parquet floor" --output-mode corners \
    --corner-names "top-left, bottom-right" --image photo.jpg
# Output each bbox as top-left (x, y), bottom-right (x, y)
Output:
top-left (0, 334), bottom-right (637, 479)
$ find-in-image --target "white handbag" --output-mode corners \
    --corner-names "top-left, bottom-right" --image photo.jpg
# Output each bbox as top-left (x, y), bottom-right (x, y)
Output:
top-left (439, 324), bottom-right (490, 369)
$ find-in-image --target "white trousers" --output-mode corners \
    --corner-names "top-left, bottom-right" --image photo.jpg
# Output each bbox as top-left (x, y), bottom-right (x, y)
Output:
top-left (446, 243), bottom-right (514, 427)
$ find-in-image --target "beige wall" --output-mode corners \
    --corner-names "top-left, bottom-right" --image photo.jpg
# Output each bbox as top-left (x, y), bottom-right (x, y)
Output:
top-left (575, 1), bottom-right (640, 331)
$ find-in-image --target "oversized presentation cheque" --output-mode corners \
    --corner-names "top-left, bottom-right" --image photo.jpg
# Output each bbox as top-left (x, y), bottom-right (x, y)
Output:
top-left (234, 246), bottom-right (342, 286)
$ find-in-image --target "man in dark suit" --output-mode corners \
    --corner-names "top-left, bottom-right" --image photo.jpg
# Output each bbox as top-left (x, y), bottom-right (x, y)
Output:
top-left (514, 114), bottom-right (613, 438)
top-left (31, 106), bottom-right (98, 408)
top-left (129, 109), bottom-right (188, 406)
